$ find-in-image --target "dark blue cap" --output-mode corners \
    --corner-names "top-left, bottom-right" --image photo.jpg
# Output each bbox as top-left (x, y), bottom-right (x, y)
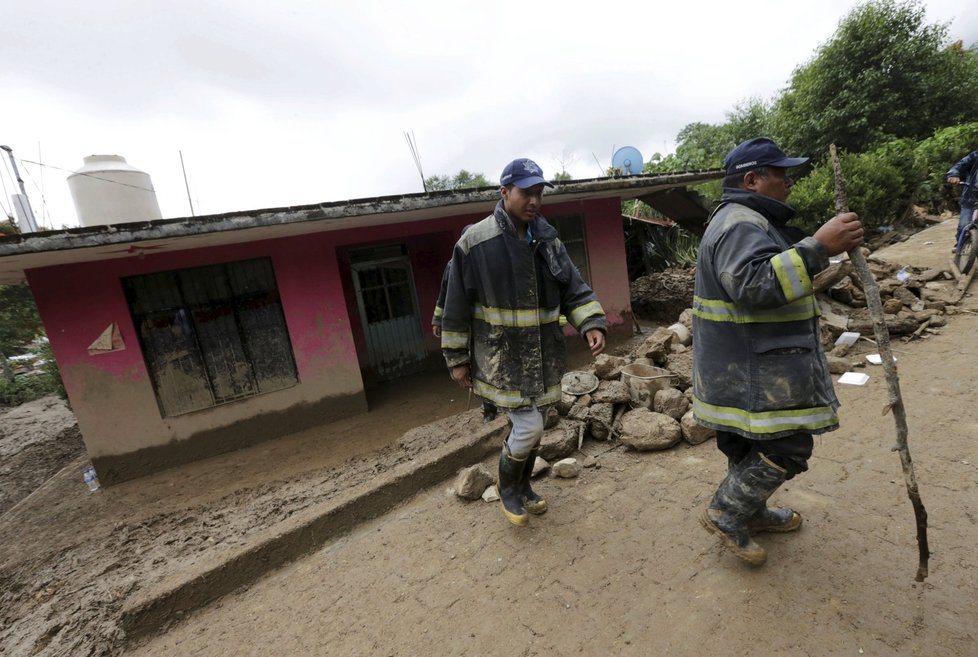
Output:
top-left (723, 137), bottom-right (809, 175)
top-left (500, 158), bottom-right (555, 189)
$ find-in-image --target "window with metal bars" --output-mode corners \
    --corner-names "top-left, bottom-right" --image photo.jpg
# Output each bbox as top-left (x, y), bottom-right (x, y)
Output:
top-left (123, 257), bottom-right (298, 417)
top-left (546, 214), bottom-right (590, 285)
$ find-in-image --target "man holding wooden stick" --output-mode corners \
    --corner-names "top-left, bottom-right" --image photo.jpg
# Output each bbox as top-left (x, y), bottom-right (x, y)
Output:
top-left (693, 137), bottom-right (864, 565)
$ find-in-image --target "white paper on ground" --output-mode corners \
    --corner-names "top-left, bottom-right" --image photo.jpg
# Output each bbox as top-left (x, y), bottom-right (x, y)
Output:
top-left (835, 331), bottom-right (860, 347)
top-left (865, 353), bottom-right (897, 365)
top-left (838, 371), bottom-right (870, 385)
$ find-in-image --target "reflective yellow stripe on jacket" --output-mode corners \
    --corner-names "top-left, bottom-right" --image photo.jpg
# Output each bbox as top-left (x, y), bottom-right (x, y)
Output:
top-left (441, 330), bottom-right (470, 350)
top-left (568, 300), bottom-right (604, 329)
top-left (473, 305), bottom-right (561, 327)
top-left (770, 248), bottom-right (814, 302)
top-left (692, 295), bottom-right (819, 324)
top-left (473, 379), bottom-right (562, 408)
top-left (693, 396), bottom-right (838, 434)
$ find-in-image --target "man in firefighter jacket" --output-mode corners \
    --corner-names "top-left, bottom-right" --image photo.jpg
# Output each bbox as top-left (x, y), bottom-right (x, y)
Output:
top-left (694, 137), bottom-right (863, 565)
top-left (441, 157), bottom-right (606, 526)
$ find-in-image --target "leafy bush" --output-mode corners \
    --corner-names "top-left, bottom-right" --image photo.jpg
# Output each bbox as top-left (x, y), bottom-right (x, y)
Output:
top-left (913, 122), bottom-right (978, 213)
top-left (651, 225), bottom-right (700, 268)
top-left (0, 340), bottom-right (66, 407)
top-left (791, 143), bottom-right (918, 234)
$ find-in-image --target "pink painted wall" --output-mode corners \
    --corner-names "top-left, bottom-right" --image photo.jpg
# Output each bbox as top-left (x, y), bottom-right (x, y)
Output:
top-left (543, 197), bottom-right (633, 332)
top-left (27, 232), bottom-right (367, 471)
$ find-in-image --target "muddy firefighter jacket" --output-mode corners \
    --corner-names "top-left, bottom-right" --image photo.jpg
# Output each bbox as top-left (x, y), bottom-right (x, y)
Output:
top-left (440, 201), bottom-right (606, 410)
top-left (431, 260), bottom-right (451, 329)
top-left (692, 189), bottom-right (839, 439)
top-left (947, 149), bottom-right (978, 209)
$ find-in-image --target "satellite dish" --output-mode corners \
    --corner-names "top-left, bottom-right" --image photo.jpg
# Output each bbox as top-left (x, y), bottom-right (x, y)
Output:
top-left (611, 146), bottom-right (644, 176)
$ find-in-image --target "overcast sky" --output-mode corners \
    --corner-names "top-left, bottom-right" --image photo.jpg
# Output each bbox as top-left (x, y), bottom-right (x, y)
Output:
top-left (2, 0), bottom-right (976, 229)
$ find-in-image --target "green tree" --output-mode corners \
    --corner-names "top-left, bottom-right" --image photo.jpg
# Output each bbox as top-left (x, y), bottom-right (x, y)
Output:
top-left (424, 170), bottom-right (492, 191)
top-left (0, 284), bottom-right (44, 382)
top-left (771, 0), bottom-right (978, 159)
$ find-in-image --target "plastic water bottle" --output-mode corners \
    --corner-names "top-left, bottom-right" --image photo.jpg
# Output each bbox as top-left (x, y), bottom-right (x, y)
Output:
top-left (83, 466), bottom-right (101, 493)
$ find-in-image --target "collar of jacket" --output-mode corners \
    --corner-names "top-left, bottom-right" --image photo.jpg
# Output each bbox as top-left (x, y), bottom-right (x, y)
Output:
top-left (718, 188), bottom-right (798, 226)
top-left (493, 199), bottom-right (558, 241)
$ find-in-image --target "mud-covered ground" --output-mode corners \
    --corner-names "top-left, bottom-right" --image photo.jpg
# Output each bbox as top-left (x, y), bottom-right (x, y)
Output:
top-left (2, 217), bottom-right (975, 657)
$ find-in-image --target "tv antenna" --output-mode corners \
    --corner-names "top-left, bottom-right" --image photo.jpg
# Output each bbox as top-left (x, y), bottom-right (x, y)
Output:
top-left (404, 131), bottom-right (427, 193)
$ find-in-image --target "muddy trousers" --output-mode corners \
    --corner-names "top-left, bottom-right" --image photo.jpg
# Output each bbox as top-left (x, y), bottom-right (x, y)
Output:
top-left (715, 431), bottom-right (814, 480)
top-left (506, 402), bottom-right (545, 458)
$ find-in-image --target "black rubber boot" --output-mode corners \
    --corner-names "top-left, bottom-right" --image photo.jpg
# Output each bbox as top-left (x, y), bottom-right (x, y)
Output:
top-left (482, 402), bottom-right (498, 425)
top-left (520, 446), bottom-right (547, 515)
top-left (498, 444), bottom-right (528, 526)
top-left (700, 452), bottom-right (790, 565)
top-left (725, 457), bottom-right (802, 534)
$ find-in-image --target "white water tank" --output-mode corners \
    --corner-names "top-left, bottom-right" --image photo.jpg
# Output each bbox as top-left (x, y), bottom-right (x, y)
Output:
top-left (67, 155), bottom-right (163, 227)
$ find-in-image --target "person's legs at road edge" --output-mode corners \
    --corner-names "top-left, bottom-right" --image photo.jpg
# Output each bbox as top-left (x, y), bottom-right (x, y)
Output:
top-left (498, 403), bottom-right (544, 526)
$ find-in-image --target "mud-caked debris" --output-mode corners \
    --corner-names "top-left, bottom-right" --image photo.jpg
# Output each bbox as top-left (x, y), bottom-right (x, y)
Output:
top-left (825, 355), bottom-right (851, 375)
top-left (544, 406), bottom-right (561, 430)
top-left (552, 458), bottom-right (581, 478)
top-left (531, 457), bottom-right (550, 477)
top-left (653, 388), bottom-right (689, 420)
top-left (588, 402), bottom-right (614, 440)
top-left (594, 354), bottom-right (629, 381)
top-left (619, 409), bottom-right (682, 451)
top-left (664, 351), bottom-right (693, 391)
top-left (538, 421), bottom-right (580, 461)
top-left (681, 410), bottom-right (716, 445)
top-left (482, 485), bottom-right (500, 503)
top-left (637, 327), bottom-right (675, 366)
top-left (454, 464), bottom-right (495, 500)
top-left (591, 380), bottom-right (630, 405)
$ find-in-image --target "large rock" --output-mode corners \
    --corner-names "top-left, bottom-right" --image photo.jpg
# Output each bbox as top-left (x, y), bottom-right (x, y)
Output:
top-left (882, 297), bottom-right (904, 314)
top-left (891, 286), bottom-right (920, 307)
top-left (454, 464), bottom-right (495, 500)
top-left (681, 410), bottom-right (715, 445)
top-left (552, 458), bottom-right (581, 478)
top-left (594, 354), bottom-right (628, 381)
top-left (619, 408), bottom-right (682, 451)
top-left (636, 327), bottom-right (675, 365)
top-left (588, 402), bottom-right (614, 440)
top-left (555, 392), bottom-right (576, 416)
top-left (653, 388), bottom-right (689, 420)
top-left (825, 355), bottom-right (850, 375)
top-left (538, 421), bottom-right (580, 461)
top-left (591, 380), bottom-right (630, 404)
top-left (665, 351), bottom-right (693, 390)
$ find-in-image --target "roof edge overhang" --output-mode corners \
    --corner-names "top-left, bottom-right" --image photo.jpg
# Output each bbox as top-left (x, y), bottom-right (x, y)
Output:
top-left (0, 169), bottom-right (722, 282)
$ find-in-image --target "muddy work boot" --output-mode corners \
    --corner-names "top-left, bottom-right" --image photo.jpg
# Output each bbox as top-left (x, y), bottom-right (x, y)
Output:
top-left (748, 506), bottom-right (803, 533)
top-left (726, 457), bottom-right (802, 534)
top-left (700, 453), bottom-right (791, 565)
top-left (498, 444), bottom-right (529, 526)
top-left (519, 447), bottom-right (547, 515)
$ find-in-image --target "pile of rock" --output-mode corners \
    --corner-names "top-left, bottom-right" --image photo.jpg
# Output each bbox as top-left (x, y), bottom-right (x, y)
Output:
top-left (816, 256), bottom-right (956, 343)
top-left (451, 311), bottom-right (717, 502)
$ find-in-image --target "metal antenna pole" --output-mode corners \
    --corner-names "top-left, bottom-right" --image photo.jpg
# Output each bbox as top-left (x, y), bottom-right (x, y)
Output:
top-left (0, 145), bottom-right (39, 233)
top-left (179, 150), bottom-right (195, 217)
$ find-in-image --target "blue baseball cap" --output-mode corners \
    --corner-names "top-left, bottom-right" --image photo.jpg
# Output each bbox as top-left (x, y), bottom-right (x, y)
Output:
top-left (723, 137), bottom-right (809, 175)
top-left (500, 158), bottom-right (555, 189)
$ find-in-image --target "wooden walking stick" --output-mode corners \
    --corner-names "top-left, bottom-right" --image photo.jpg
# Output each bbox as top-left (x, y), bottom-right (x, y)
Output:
top-left (830, 144), bottom-right (930, 581)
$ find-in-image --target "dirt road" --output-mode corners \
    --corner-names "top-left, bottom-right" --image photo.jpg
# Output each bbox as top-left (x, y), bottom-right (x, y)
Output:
top-left (129, 220), bottom-right (978, 657)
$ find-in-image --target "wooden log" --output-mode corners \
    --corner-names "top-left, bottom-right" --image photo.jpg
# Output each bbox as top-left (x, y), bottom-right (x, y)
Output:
top-left (831, 144), bottom-right (929, 582)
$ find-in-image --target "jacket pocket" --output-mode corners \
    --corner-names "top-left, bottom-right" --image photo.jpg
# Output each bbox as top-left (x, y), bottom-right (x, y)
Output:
top-left (749, 333), bottom-right (817, 411)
